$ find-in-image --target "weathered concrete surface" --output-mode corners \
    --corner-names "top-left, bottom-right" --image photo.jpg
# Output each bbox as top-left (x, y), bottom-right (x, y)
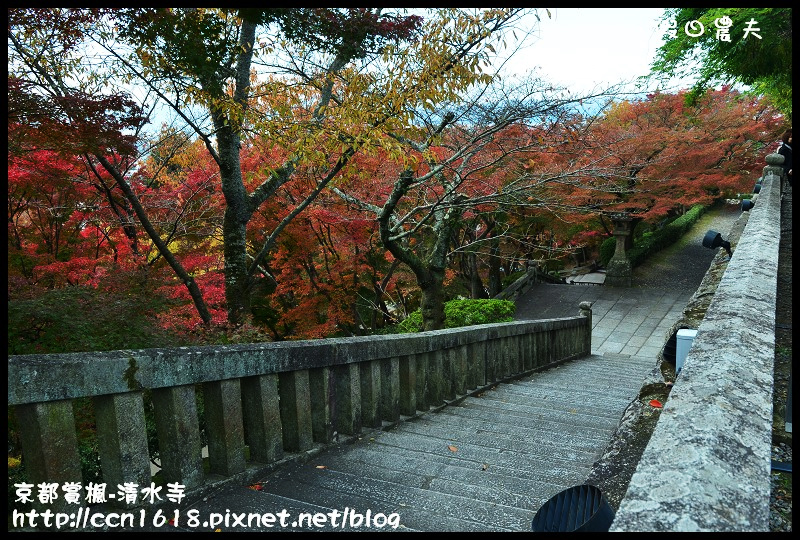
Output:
top-left (8, 318), bottom-right (588, 405)
top-left (610, 173), bottom-right (781, 532)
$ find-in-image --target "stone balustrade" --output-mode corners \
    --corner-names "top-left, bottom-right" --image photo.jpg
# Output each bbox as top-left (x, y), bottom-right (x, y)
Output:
top-left (9, 313), bottom-right (591, 514)
top-left (611, 161), bottom-right (784, 532)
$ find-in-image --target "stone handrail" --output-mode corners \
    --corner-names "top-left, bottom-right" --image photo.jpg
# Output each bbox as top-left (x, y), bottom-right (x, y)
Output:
top-left (9, 313), bottom-right (591, 515)
top-left (494, 264), bottom-right (565, 301)
top-left (611, 158), bottom-right (784, 531)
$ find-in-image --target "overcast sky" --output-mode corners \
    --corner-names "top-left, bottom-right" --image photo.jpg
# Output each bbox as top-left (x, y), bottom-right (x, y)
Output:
top-left (500, 8), bottom-right (693, 94)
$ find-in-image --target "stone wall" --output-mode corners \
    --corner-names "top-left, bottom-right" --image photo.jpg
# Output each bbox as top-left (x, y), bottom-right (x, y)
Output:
top-left (610, 169), bottom-right (782, 531)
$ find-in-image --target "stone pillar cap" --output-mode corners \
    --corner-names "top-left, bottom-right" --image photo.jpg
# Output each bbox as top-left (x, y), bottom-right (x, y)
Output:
top-left (766, 152), bottom-right (785, 166)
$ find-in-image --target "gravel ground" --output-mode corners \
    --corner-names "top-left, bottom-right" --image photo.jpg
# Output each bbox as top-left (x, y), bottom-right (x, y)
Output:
top-left (586, 191), bottom-right (792, 532)
top-left (770, 441), bottom-right (792, 531)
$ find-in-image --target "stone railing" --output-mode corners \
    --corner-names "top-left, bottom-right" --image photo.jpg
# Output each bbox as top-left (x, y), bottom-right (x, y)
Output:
top-left (611, 156), bottom-right (784, 532)
top-left (8, 312), bottom-right (591, 515)
top-left (494, 264), bottom-right (565, 301)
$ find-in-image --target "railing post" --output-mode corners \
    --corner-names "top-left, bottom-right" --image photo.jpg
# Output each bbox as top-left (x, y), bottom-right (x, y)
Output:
top-left (381, 357), bottom-right (401, 423)
top-left (539, 329), bottom-right (552, 369)
top-left (150, 385), bottom-right (204, 489)
top-left (484, 339), bottom-right (497, 382)
top-left (279, 370), bottom-right (314, 451)
top-left (523, 330), bottom-right (535, 371)
top-left (554, 325), bottom-right (565, 360)
top-left (14, 401), bottom-right (82, 516)
top-left (470, 340), bottom-right (486, 388)
top-left (512, 335), bottom-right (524, 374)
top-left (442, 348), bottom-right (456, 401)
top-left (334, 364), bottom-right (361, 436)
top-left (241, 374), bottom-right (283, 463)
top-left (399, 354), bottom-right (417, 416)
top-left (415, 353), bottom-right (429, 412)
top-left (202, 379), bottom-right (246, 477)
top-left (451, 345), bottom-right (468, 395)
top-left (93, 392), bottom-right (151, 507)
top-left (360, 360), bottom-right (382, 429)
top-left (427, 350), bottom-right (445, 406)
top-left (530, 330), bottom-right (541, 369)
top-left (309, 367), bottom-right (334, 444)
top-left (580, 301), bottom-right (593, 354)
top-left (500, 337), bottom-right (512, 378)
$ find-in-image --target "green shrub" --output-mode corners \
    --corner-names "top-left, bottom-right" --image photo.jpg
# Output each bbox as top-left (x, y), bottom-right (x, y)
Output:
top-left (397, 298), bottom-right (515, 333)
top-left (8, 285), bottom-right (174, 355)
top-left (396, 310), bottom-right (424, 333)
top-left (444, 298), bottom-right (516, 327)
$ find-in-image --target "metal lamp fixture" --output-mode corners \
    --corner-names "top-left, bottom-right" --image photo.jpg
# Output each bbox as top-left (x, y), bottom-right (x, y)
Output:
top-left (741, 199), bottom-right (755, 211)
top-left (702, 229), bottom-right (732, 258)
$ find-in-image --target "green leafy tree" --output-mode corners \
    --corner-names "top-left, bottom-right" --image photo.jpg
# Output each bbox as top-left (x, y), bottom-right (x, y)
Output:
top-left (650, 8), bottom-right (792, 119)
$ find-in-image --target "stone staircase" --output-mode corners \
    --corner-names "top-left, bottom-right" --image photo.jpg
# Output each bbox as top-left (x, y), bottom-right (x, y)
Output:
top-left (180, 353), bottom-right (655, 532)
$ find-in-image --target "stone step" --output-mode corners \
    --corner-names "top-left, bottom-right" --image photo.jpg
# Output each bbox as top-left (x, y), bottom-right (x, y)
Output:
top-left (316, 454), bottom-right (543, 512)
top-left (256, 462), bottom-right (533, 531)
top-left (471, 389), bottom-right (634, 423)
top-left (392, 424), bottom-right (599, 474)
top-left (342, 435), bottom-right (582, 489)
top-left (357, 429), bottom-right (593, 474)
top-left (330, 442), bottom-right (567, 502)
top-left (149, 353), bottom-right (654, 532)
top-left (397, 414), bottom-right (604, 458)
top-left (446, 400), bottom-right (625, 436)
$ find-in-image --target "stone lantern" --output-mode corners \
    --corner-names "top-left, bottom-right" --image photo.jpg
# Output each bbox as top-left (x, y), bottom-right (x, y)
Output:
top-left (605, 212), bottom-right (633, 287)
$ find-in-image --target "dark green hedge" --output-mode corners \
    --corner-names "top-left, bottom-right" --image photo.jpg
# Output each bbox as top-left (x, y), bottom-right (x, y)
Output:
top-left (8, 285), bottom-right (174, 355)
top-left (599, 205), bottom-right (706, 268)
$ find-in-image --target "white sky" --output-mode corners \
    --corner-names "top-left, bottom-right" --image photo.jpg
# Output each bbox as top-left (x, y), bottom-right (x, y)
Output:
top-left (500, 8), bottom-right (694, 94)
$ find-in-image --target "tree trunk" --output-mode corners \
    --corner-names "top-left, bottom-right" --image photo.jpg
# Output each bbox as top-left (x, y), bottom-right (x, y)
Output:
top-left (488, 237), bottom-right (502, 297)
top-left (214, 118), bottom-right (252, 326)
top-left (625, 217), bottom-right (643, 251)
top-left (419, 267), bottom-right (446, 331)
top-left (469, 252), bottom-right (488, 299)
top-left (222, 207), bottom-right (251, 325)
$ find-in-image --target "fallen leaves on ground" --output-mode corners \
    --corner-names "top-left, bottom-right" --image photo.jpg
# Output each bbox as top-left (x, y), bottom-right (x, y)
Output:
top-left (447, 445), bottom-right (458, 452)
top-left (649, 399), bottom-right (663, 408)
